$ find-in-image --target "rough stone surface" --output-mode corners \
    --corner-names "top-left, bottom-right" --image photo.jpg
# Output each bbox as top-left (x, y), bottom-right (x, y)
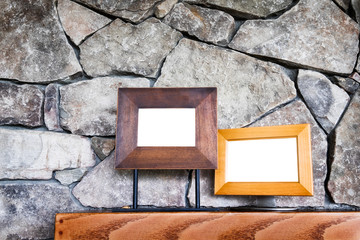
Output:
top-left (0, 183), bottom-right (81, 239)
top-left (189, 170), bottom-right (255, 207)
top-left (229, 0), bottom-right (359, 75)
top-left (72, 152), bottom-right (133, 208)
top-left (0, 81), bottom-right (44, 127)
top-left (58, 0), bottom-right (112, 45)
top-left (163, 3), bottom-right (235, 45)
top-left (80, 18), bottom-right (182, 78)
top-left (55, 168), bottom-right (88, 185)
top-left (328, 90), bottom-right (360, 206)
top-left (0, 0), bottom-right (82, 83)
top-left (73, 152), bottom-right (188, 208)
top-left (138, 170), bottom-right (187, 207)
top-left (334, 0), bottom-right (350, 10)
top-left (185, 0), bottom-right (293, 18)
top-left (334, 76), bottom-right (359, 94)
top-left (155, 39), bottom-right (296, 129)
top-left (75, 0), bottom-right (162, 23)
top-left (155, 0), bottom-right (178, 18)
top-left (250, 100), bottom-right (328, 207)
top-left (0, 128), bottom-right (95, 179)
top-left (298, 70), bottom-right (349, 134)
top-left (352, 0), bottom-right (360, 25)
top-left (60, 77), bottom-right (150, 136)
top-left (91, 137), bottom-right (115, 160)
top-left (45, 83), bottom-right (63, 131)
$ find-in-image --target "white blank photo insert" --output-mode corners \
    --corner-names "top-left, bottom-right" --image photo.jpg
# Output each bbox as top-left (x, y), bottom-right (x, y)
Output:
top-left (137, 108), bottom-right (196, 147)
top-left (226, 138), bottom-right (299, 182)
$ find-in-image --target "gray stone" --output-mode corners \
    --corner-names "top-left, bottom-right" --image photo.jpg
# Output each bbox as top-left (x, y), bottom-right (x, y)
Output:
top-left (0, 128), bottom-right (95, 179)
top-left (155, 39), bottom-right (296, 129)
top-left (0, 81), bottom-right (44, 127)
top-left (0, 183), bottom-right (82, 239)
top-left (60, 77), bottom-right (150, 136)
top-left (73, 153), bottom-right (188, 208)
top-left (163, 3), bottom-right (235, 45)
top-left (334, 0), bottom-right (350, 10)
top-left (55, 168), bottom-right (88, 185)
top-left (352, 0), bottom-right (360, 25)
top-left (138, 170), bottom-right (187, 207)
top-left (58, 0), bottom-right (112, 45)
top-left (185, 0), bottom-right (293, 18)
top-left (350, 71), bottom-right (360, 83)
top-left (189, 170), bottom-right (255, 207)
top-left (45, 83), bottom-right (63, 131)
top-left (229, 0), bottom-right (359, 75)
top-left (328, 90), bottom-right (360, 206)
top-left (91, 137), bottom-right (115, 160)
top-left (155, 0), bottom-right (178, 18)
top-left (250, 100), bottom-right (328, 207)
top-left (72, 152), bottom-right (133, 208)
top-left (334, 76), bottom-right (359, 94)
top-left (298, 70), bottom-right (349, 134)
top-left (80, 18), bottom-right (182, 78)
top-left (0, 0), bottom-right (82, 83)
top-left (75, 0), bottom-right (162, 23)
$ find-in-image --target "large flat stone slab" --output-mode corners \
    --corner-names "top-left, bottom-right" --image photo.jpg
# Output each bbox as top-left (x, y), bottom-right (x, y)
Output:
top-left (60, 77), bottom-right (150, 136)
top-left (328, 90), bottom-right (360, 206)
top-left (0, 128), bottom-right (95, 179)
top-left (185, 0), bottom-right (293, 18)
top-left (0, 183), bottom-right (82, 239)
top-left (155, 38), bottom-right (296, 129)
top-left (0, 81), bottom-right (44, 127)
top-left (73, 153), bottom-right (188, 207)
top-left (0, 0), bottom-right (82, 82)
top-left (80, 18), bottom-right (182, 78)
top-left (250, 100), bottom-right (327, 207)
top-left (163, 3), bottom-right (235, 46)
top-left (74, 0), bottom-right (162, 23)
top-left (229, 0), bottom-right (359, 75)
top-left (298, 70), bottom-right (349, 134)
top-left (58, 0), bottom-right (111, 45)
top-left (72, 153), bottom-right (133, 208)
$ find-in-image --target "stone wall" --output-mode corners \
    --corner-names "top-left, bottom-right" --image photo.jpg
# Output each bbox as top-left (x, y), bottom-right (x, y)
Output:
top-left (1, 0), bottom-right (360, 238)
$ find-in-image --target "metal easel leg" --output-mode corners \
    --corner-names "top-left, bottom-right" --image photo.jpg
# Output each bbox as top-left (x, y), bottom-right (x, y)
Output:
top-left (133, 169), bottom-right (138, 209)
top-left (195, 169), bottom-right (200, 209)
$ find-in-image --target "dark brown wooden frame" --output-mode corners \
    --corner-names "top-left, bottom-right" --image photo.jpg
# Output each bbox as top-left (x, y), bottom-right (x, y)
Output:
top-left (115, 88), bottom-right (217, 169)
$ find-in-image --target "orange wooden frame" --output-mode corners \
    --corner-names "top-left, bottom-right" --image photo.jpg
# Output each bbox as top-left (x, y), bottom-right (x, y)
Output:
top-left (215, 124), bottom-right (313, 196)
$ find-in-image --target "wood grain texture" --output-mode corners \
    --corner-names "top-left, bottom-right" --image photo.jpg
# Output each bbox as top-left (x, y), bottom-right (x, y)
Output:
top-left (115, 88), bottom-right (217, 169)
top-left (215, 124), bottom-right (313, 195)
top-left (55, 212), bottom-right (360, 240)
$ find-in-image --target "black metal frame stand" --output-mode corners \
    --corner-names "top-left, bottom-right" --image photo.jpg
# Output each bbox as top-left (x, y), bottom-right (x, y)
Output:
top-left (132, 169), bottom-right (202, 210)
top-left (129, 169), bottom-right (298, 212)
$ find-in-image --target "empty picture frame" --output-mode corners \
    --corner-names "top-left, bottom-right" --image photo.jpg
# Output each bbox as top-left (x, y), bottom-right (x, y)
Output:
top-left (215, 124), bottom-right (313, 196)
top-left (115, 88), bottom-right (217, 169)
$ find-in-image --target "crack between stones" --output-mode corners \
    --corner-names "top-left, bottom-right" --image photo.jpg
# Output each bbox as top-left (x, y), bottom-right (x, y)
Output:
top-left (153, 34), bottom-right (185, 83)
top-left (243, 97), bottom-right (298, 128)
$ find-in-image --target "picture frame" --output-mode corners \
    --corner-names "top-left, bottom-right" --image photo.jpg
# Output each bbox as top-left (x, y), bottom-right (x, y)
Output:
top-left (215, 124), bottom-right (313, 196)
top-left (115, 88), bottom-right (217, 169)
